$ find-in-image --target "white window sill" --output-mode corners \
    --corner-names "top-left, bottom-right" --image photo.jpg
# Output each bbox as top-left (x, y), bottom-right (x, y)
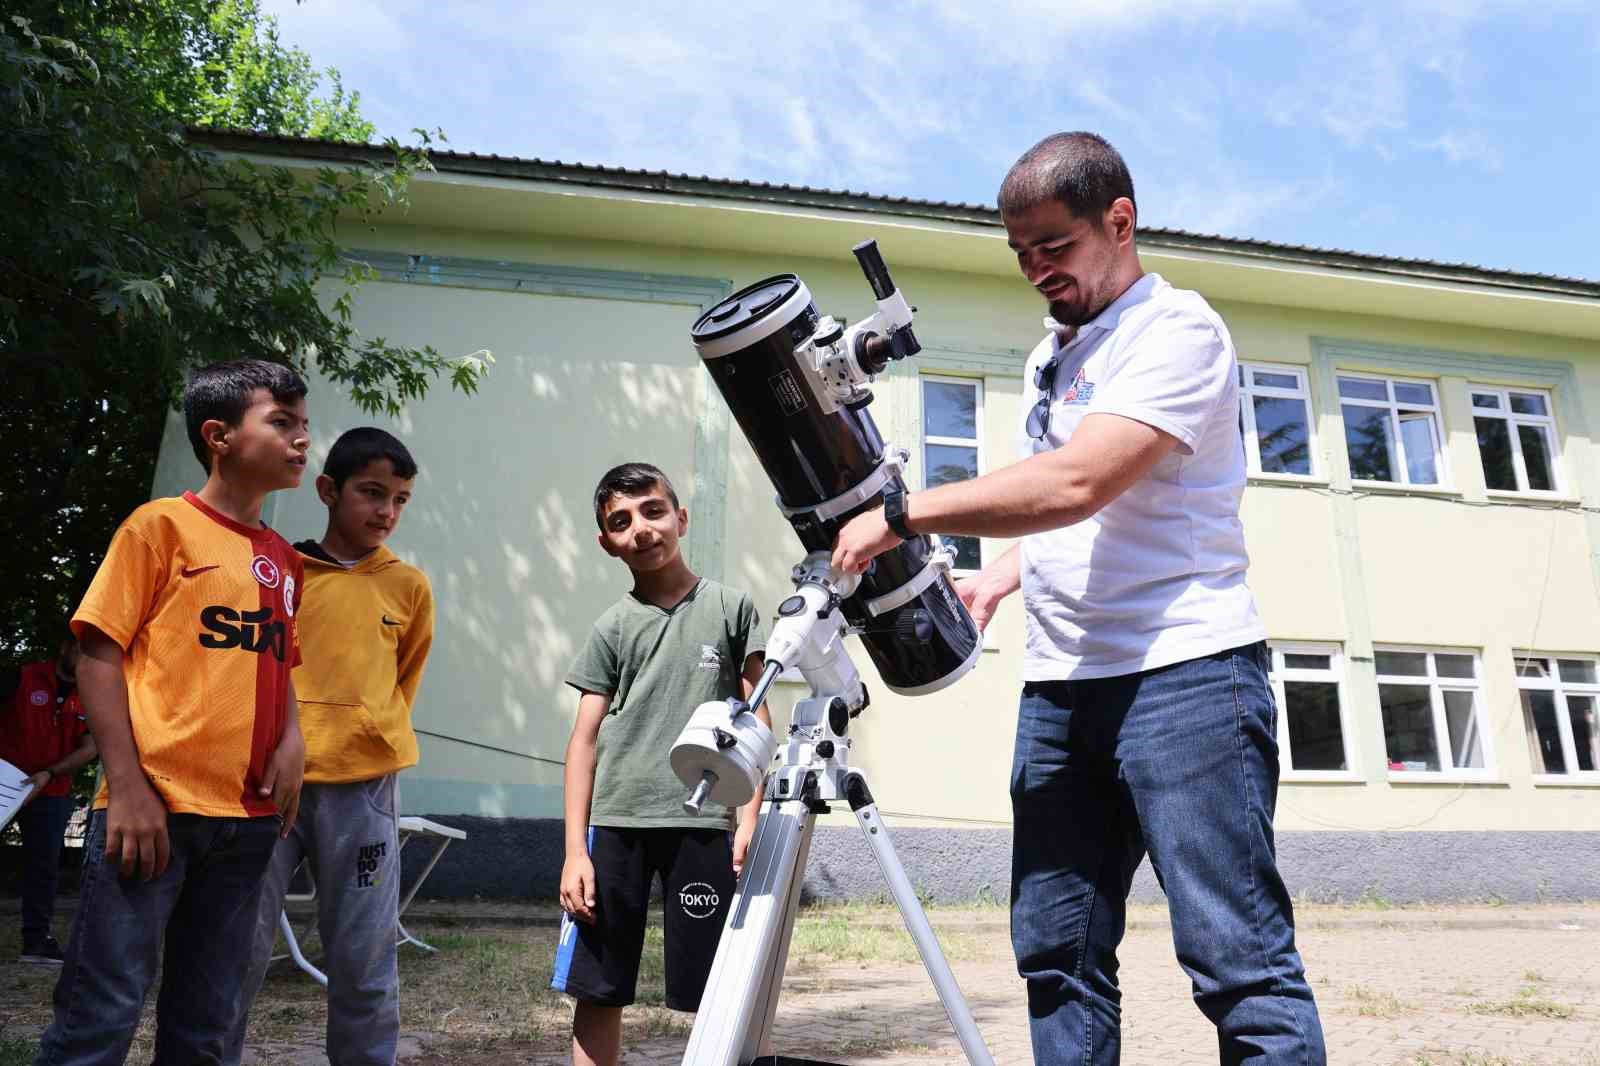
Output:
top-left (1282, 770), bottom-right (1364, 784)
top-left (1531, 774), bottom-right (1600, 788)
top-left (1350, 480), bottom-right (1462, 499)
top-left (1484, 489), bottom-right (1583, 508)
top-left (1386, 771), bottom-right (1506, 785)
top-left (1248, 472), bottom-right (1329, 488)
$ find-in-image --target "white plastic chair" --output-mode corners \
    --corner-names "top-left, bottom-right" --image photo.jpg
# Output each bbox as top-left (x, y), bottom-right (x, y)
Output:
top-left (275, 815), bottom-right (468, 986)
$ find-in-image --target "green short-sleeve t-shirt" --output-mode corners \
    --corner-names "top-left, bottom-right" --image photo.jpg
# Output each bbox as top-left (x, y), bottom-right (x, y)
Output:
top-left (567, 579), bottom-right (765, 829)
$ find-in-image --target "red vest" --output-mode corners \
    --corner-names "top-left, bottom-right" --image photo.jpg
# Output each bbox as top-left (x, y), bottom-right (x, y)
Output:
top-left (0, 660), bottom-right (87, 798)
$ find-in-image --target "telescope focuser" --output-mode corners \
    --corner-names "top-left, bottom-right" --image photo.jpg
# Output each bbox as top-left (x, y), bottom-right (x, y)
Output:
top-left (895, 608), bottom-right (934, 644)
top-left (851, 239), bottom-right (921, 375)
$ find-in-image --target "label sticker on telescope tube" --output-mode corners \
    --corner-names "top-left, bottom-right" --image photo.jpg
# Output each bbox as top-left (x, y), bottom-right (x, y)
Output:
top-left (769, 370), bottom-right (808, 416)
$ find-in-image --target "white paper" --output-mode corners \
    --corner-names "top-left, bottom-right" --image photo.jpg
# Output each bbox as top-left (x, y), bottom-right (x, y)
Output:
top-left (0, 757), bottom-right (36, 833)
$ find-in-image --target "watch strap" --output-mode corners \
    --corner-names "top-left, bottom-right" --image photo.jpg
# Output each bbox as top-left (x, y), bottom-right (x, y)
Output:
top-left (882, 487), bottom-right (915, 540)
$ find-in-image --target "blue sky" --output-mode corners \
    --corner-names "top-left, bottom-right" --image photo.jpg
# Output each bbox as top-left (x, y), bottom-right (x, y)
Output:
top-left (263, 1), bottom-right (1599, 280)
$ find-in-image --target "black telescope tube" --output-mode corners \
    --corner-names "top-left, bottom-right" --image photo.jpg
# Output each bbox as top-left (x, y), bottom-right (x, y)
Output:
top-left (852, 240), bottom-right (897, 300)
top-left (689, 271), bottom-right (981, 696)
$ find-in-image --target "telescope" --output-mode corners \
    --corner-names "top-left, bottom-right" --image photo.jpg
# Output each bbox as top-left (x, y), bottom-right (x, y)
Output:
top-left (690, 240), bottom-right (981, 696)
top-left (669, 243), bottom-right (994, 1066)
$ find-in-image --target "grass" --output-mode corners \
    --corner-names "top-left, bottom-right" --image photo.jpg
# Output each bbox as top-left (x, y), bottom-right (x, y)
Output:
top-left (1411, 1054), bottom-right (1600, 1066)
top-left (1344, 983), bottom-right (1415, 1018)
top-left (0, 918), bottom-right (671, 1059)
top-left (1464, 984), bottom-right (1576, 1020)
top-left (0, 902), bottom-right (989, 1059)
top-left (830, 1033), bottom-right (934, 1056)
top-left (0, 1035), bottom-right (34, 1066)
top-left (786, 910), bottom-right (1000, 966)
top-left (1355, 884), bottom-right (1396, 910)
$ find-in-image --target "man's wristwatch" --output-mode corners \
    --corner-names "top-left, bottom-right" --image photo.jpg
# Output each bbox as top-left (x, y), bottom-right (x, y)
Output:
top-left (881, 486), bottom-right (916, 541)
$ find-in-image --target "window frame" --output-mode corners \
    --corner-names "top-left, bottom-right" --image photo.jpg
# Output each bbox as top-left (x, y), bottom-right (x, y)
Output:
top-left (919, 373), bottom-right (985, 576)
top-left (1239, 362), bottom-right (1320, 481)
top-left (1337, 372), bottom-right (1450, 488)
top-left (1373, 645), bottom-right (1495, 782)
top-left (1267, 642), bottom-right (1359, 782)
top-left (1515, 652), bottom-right (1600, 785)
top-left (1468, 384), bottom-right (1564, 497)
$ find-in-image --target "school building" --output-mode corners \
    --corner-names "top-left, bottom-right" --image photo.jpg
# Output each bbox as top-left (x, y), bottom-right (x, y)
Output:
top-left (152, 130), bottom-right (1600, 901)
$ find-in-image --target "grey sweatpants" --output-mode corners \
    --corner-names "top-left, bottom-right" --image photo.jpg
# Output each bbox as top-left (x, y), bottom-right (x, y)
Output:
top-left (224, 775), bottom-right (402, 1066)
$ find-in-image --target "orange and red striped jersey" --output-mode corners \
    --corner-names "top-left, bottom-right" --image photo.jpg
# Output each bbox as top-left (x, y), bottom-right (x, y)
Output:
top-left (72, 492), bottom-right (302, 817)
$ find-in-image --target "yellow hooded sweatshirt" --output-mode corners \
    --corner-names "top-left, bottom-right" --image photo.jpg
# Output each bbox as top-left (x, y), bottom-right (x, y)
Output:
top-left (292, 540), bottom-right (434, 783)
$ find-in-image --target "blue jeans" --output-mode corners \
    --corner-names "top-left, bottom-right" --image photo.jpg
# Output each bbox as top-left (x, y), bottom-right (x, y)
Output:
top-left (16, 794), bottom-right (76, 946)
top-left (1010, 642), bottom-right (1325, 1066)
top-left (34, 810), bottom-right (280, 1066)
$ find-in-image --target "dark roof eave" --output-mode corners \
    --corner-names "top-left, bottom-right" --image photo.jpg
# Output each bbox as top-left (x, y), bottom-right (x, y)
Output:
top-left (189, 128), bottom-right (1600, 301)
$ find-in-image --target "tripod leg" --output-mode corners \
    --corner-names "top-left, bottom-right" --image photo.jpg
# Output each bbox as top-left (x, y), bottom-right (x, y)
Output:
top-left (681, 798), bottom-right (814, 1066)
top-left (846, 774), bottom-right (996, 1066)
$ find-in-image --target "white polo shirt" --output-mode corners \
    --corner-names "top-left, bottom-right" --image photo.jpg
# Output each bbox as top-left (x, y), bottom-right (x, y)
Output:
top-left (1016, 272), bottom-right (1264, 680)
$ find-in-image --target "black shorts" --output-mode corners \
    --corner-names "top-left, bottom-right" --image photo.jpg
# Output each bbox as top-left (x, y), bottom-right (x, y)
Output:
top-left (550, 826), bottom-right (734, 1011)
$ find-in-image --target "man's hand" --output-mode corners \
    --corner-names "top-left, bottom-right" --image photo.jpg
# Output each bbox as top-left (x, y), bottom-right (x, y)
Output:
top-left (955, 575), bottom-right (1007, 633)
top-left (831, 507), bottom-right (901, 576)
top-left (955, 545), bottom-right (1021, 633)
top-left (732, 819), bottom-right (757, 876)
top-left (260, 726), bottom-right (305, 837)
top-left (560, 854), bottom-right (598, 924)
top-left (105, 776), bottom-right (170, 880)
top-left (23, 770), bottom-right (50, 806)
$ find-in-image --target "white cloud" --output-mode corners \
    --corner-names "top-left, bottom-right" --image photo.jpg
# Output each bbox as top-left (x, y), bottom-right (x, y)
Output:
top-left (250, 0), bottom-right (1597, 267)
top-left (259, 0), bottom-right (412, 55)
top-left (1421, 131), bottom-right (1503, 170)
top-left (1155, 169), bottom-right (1340, 238)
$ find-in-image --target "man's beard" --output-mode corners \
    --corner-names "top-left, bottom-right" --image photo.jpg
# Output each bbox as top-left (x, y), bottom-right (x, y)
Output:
top-left (1048, 293), bottom-right (1099, 327)
top-left (1045, 277), bottom-right (1110, 327)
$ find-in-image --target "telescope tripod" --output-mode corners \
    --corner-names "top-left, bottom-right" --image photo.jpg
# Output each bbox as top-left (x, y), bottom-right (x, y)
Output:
top-left (673, 555), bottom-right (994, 1066)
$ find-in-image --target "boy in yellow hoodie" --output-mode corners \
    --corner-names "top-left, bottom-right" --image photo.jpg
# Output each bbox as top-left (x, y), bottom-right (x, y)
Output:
top-left (226, 427), bottom-right (434, 1066)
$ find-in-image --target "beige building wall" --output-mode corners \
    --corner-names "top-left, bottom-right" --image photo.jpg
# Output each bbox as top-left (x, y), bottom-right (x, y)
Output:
top-left (149, 185), bottom-right (1600, 844)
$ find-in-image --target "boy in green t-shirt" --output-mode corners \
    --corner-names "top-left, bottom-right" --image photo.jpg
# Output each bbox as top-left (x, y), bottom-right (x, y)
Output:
top-left (553, 462), bottom-right (769, 1066)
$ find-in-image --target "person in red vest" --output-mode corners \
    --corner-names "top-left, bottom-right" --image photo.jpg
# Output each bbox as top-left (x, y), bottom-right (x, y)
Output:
top-left (1, 635), bottom-right (98, 964)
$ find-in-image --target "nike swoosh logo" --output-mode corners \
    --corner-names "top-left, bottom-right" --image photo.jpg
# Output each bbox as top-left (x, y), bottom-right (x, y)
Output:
top-left (181, 565), bottom-right (219, 578)
top-left (381, 616), bottom-right (402, 627)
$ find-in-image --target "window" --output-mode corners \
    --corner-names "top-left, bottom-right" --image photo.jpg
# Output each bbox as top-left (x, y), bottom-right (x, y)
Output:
top-left (1239, 363), bottom-right (1315, 476)
top-left (1338, 374), bottom-right (1446, 486)
top-left (1516, 654), bottom-right (1600, 779)
top-left (1266, 644), bottom-right (1352, 774)
top-left (1471, 386), bottom-right (1561, 494)
top-left (1375, 648), bottom-right (1488, 775)
top-left (921, 376), bottom-right (982, 572)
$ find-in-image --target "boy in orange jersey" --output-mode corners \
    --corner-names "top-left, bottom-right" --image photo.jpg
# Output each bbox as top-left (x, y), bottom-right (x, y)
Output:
top-left (227, 427), bottom-right (434, 1066)
top-left (35, 360), bottom-right (310, 1066)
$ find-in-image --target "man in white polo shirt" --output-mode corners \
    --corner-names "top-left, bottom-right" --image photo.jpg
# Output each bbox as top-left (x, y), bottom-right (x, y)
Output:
top-left (832, 132), bottom-right (1326, 1065)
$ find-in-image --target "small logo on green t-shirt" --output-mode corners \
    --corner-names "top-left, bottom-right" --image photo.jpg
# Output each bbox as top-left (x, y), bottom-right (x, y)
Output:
top-left (697, 644), bottom-right (723, 670)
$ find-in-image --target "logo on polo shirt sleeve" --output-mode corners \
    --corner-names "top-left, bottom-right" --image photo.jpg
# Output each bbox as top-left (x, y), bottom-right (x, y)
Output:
top-left (30, 690), bottom-right (49, 707)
